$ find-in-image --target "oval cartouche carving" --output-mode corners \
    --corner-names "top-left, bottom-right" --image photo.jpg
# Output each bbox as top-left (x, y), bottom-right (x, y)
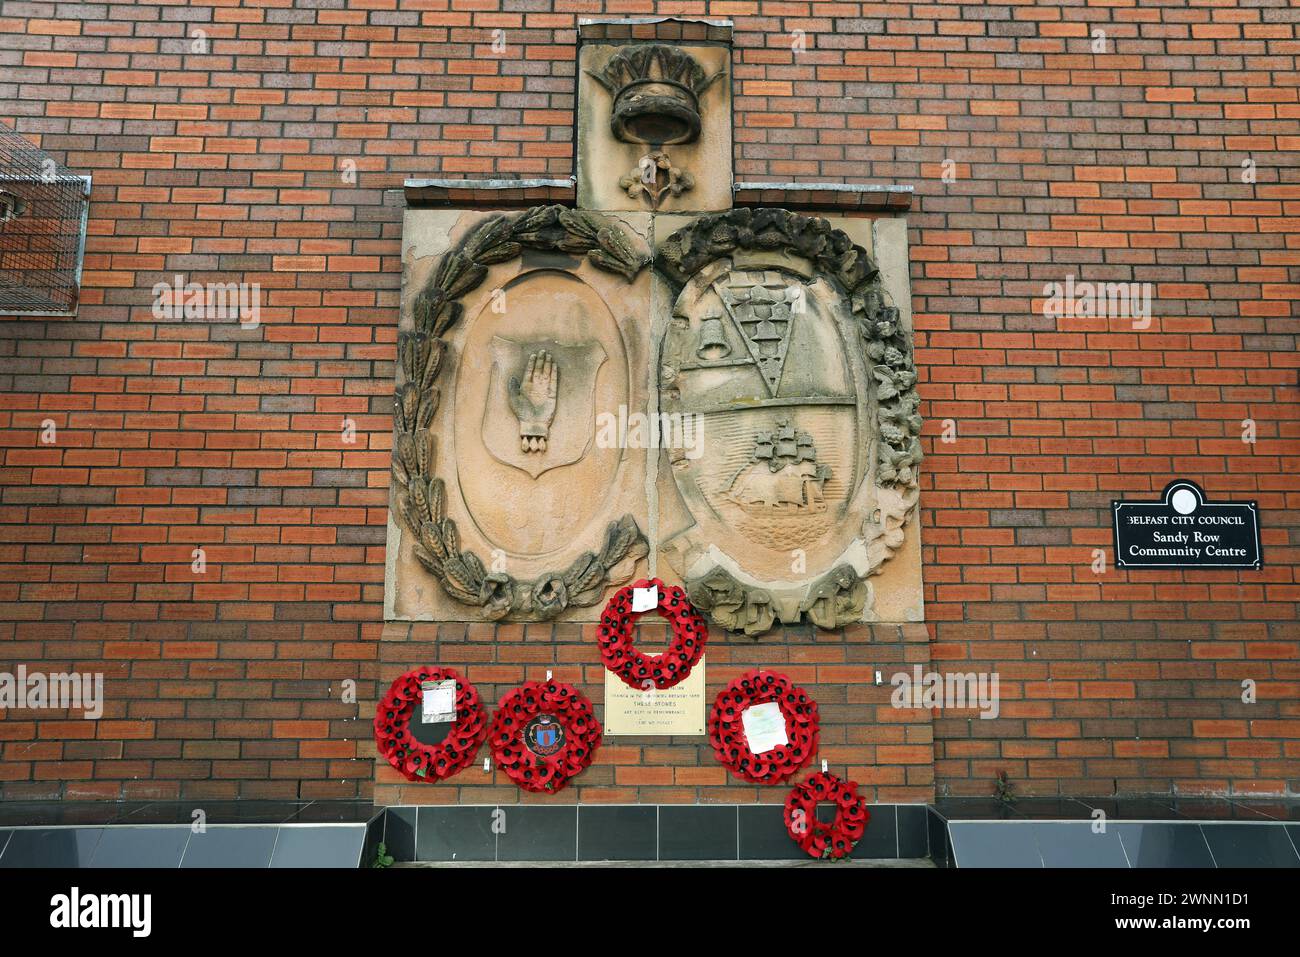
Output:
top-left (654, 209), bottom-right (922, 635)
top-left (389, 205), bottom-right (650, 622)
top-left (455, 269), bottom-right (627, 558)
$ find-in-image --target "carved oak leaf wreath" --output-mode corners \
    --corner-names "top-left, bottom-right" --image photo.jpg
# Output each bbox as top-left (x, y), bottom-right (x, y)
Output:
top-left (392, 205), bottom-right (652, 620)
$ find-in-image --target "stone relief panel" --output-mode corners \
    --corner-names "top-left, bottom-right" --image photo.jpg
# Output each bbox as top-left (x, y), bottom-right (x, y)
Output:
top-left (386, 21), bottom-right (924, 638)
top-left (386, 206), bottom-right (653, 622)
top-left (651, 209), bottom-right (923, 635)
top-left (577, 41), bottom-right (731, 214)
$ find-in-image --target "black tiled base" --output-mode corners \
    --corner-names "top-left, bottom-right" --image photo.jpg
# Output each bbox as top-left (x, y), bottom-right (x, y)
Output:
top-left (1200, 823), bottom-right (1300, 868)
top-left (90, 827), bottom-right (191, 868)
top-left (388, 803), bottom-right (922, 863)
top-left (0, 828), bottom-right (104, 868)
top-left (933, 801), bottom-right (1300, 869)
top-left (927, 808), bottom-right (952, 869)
top-left (850, 804), bottom-right (897, 859)
top-left (738, 805), bottom-right (807, 861)
top-left (659, 805), bottom-right (738, 861)
top-left (182, 827), bottom-right (278, 869)
top-left (416, 806), bottom-right (496, 862)
top-left (497, 806), bottom-right (577, 862)
top-left (4, 798), bottom-right (1296, 867)
top-left (580, 805), bottom-right (657, 861)
top-left (1111, 823), bottom-right (1215, 868)
top-left (898, 805), bottom-right (929, 857)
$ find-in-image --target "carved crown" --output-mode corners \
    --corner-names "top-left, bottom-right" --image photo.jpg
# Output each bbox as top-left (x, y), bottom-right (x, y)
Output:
top-left (586, 44), bottom-right (725, 145)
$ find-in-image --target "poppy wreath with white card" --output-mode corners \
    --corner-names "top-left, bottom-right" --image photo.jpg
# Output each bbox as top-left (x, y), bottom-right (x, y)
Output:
top-left (490, 679), bottom-right (602, 793)
top-left (374, 666), bottom-right (489, 783)
top-left (783, 772), bottom-right (869, 859)
top-left (597, 577), bottom-right (708, 690)
top-left (709, 670), bottom-right (819, 785)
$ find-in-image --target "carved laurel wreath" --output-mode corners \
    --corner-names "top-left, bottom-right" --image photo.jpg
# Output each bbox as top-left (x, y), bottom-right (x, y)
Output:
top-left (656, 208), bottom-right (923, 634)
top-left (393, 205), bottom-right (651, 620)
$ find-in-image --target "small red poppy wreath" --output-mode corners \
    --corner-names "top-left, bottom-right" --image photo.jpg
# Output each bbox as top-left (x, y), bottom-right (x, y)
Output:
top-left (490, 680), bottom-right (601, 793)
top-left (598, 578), bottom-right (708, 690)
top-left (709, 669), bottom-right (819, 785)
top-left (373, 666), bottom-right (489, 783)
top-left (784, 772), bottom-right (869, 860)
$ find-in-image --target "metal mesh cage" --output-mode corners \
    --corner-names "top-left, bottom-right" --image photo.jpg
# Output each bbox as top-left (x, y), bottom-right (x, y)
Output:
top-left (0, 123), bottom-right (91, 315)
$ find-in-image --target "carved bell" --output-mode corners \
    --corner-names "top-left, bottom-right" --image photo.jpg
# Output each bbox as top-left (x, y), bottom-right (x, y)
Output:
top-left (695, 311), bottom-right (731, 360)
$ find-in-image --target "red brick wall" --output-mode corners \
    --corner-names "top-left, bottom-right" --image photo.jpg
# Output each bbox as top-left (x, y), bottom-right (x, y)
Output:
top-left (1, 2), bottom-right (1296, 802)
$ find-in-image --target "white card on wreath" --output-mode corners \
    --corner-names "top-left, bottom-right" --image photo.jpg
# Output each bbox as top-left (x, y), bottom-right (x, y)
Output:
top-left (741, 701), bottom-right (788, 754)
top-left (632, 585), bottom-right (658, 612)
top-left (421, 679), bottom-right (457, 723)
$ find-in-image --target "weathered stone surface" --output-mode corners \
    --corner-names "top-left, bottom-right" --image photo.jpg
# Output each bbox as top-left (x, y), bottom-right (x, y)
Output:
top-left (386, 207), bottom-right (654, 622)
top-left (588, 44), bottom-right (723, 146)
top-left (577, 41), bottom-right (732, 214)
top-left (387, 207), bottom-right (921, 632)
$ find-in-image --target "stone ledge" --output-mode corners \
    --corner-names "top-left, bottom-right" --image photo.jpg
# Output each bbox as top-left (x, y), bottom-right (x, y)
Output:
top-left (402, 179), bottom-right (913, 215)
top-left (578, 17), bottom-right (733, 45)
top-left (734, 181), bottom-right (914, 213)
top-left (404, 177), bottom-right (576, 208)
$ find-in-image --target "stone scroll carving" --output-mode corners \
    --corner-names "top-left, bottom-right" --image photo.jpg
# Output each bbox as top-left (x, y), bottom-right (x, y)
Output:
top-left (392, 205), bottom-right (651, 620)
top-left (655, 208), bottom-right (922, 635)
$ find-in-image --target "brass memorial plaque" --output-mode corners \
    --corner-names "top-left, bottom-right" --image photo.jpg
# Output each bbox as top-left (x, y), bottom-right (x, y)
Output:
top-left (603, 656), bottom-right (706, 735)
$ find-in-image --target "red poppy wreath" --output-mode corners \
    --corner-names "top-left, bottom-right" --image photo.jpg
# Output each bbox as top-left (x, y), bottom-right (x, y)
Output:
top-left (598, 578), bottom-right (708, 690)
top-left (709, 670), bottom-right (819, 785)
top-left (373, 666), bottom-right (489, 783)
top-left (490, 679), bottom-right (602, 793)
top-left (784, 772), bottom-right (869, 860)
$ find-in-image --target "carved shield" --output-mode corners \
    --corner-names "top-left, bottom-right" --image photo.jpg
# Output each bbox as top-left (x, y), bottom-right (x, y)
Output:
top-left (386, 206), bottom-right (653, 623)
top-left (697, 268), bottom-right (854, 536)
top-left (482, 336), bottom-right (608, 479)
top-left (660, 259), bottom-right (867, 593)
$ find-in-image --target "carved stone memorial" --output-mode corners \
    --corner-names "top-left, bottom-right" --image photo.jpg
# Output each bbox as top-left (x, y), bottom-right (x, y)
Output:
top-left (386, 207), bottom-right (653, 622)
top-left (388, 18), bottom-right (923, 633)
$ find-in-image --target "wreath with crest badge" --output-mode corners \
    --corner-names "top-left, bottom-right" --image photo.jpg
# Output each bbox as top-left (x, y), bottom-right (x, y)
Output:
top-left (489, 679), bottom-right (602, 793)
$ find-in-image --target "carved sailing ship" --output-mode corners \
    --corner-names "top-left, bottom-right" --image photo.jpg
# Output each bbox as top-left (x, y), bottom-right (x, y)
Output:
top-left (726, 420), bottom-right (830, 514)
